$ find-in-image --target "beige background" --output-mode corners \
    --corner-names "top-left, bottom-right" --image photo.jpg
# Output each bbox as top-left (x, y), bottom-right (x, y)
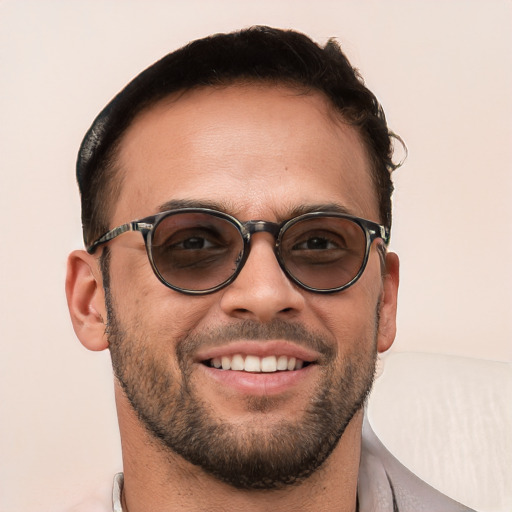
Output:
top-left (0, 1), bottom-right (511, 511)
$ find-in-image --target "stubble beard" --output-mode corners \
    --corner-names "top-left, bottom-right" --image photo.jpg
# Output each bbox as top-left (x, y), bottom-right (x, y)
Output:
top-left (104, 282), bottom-right (378, 490)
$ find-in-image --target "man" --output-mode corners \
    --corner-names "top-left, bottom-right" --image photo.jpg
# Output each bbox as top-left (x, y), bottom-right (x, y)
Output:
top-left (66, 26), bottom-right (474, 511)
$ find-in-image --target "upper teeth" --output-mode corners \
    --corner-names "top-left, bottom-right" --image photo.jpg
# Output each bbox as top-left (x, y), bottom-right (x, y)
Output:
top-left (210, 354), bottom-right (305, 372)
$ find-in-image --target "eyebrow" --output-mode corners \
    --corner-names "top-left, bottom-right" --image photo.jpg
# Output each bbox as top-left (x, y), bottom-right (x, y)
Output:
top-left (156, 199), bottom-right (357, 221)
top-left (285, 203), bottom-right (355, 219)
top-left (157, 198), bottom-right (235, 214)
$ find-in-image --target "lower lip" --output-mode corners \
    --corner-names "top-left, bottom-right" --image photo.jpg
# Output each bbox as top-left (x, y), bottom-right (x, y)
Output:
top-left (199, 364), bottom-right (316, 396)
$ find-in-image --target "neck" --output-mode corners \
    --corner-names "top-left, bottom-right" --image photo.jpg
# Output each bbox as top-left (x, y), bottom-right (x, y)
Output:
top-left (115, 384), bottom-right (362, 512)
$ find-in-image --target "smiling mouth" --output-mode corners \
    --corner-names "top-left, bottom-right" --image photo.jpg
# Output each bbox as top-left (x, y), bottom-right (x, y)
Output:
top-left (203, 354), bottom-right (313, 373)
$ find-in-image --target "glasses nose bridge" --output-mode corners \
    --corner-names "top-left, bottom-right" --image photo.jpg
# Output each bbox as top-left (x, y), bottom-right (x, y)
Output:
top-left (242, 220), bottom-right (281, 242)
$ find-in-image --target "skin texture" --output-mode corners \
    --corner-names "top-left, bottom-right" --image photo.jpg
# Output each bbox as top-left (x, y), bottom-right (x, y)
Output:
top-left (66, 84), bottom-right (399, 512)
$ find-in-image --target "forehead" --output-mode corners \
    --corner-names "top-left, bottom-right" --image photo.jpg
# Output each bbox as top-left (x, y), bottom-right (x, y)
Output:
top-left (113, 84), bottom-right (378, 224)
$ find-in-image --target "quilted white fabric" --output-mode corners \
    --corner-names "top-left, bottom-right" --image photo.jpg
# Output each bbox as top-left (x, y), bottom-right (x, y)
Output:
top-left (368, 352), bottom-right (512, 512)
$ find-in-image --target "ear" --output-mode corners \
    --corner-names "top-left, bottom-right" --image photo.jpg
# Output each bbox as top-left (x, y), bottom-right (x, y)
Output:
top-left (377, 251), bottom-right (399, 353)
top-left (65, 250), bottom-right (109, 351)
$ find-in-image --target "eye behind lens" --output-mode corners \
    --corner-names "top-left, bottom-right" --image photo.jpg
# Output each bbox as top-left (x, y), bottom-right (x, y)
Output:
top-left (150, 211), bottom-right (244, 292)
top-left (279, 216), bottom-right (367, 291)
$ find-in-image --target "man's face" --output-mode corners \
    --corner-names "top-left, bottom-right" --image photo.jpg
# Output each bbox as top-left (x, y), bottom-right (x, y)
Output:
top-left (102, 85), bottom-right (396, 488)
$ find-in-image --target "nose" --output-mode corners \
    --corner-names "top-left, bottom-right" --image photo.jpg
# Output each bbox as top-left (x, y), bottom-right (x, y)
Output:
top-left (219, 233), bottom-right (306, 322)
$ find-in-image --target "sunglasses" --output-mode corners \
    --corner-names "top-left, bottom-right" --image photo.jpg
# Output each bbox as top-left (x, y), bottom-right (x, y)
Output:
top-left (87, 208), bottom-right (390, 295)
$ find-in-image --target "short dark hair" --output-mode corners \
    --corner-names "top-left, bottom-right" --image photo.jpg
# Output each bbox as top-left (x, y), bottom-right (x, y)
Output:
top-left (77, 26), bottom-right (401, 246)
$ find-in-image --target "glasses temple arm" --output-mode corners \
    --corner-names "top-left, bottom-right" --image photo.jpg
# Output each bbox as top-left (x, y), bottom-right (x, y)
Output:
top-left (381, 226), bottom-right (391, 245)
top-left (86, 221), bottom-right (153, 254)
top-left (368, 224), bottom-right (390, 246)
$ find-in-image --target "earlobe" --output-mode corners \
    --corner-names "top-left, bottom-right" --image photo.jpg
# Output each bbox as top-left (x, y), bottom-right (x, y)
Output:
top-left (377, 251), bottom-right (400, 353)
top-left (65, 250), bottom-right (109, 351)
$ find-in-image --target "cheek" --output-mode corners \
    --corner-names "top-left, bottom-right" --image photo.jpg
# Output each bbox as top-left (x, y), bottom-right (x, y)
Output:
top-left (129, 295), bottom-right (216, 345)
top-left (309, 269), bottom-right (383, 353)
top-left (109, 252), bottom-right (218, 346)
top-left (320, 303), bottom-right (376, 351)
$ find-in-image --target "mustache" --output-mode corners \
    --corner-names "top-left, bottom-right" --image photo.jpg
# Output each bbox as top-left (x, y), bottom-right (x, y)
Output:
top-left (176, 319), bottom-right (337, 362)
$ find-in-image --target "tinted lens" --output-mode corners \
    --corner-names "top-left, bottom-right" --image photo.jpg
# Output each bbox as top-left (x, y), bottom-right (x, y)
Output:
top-left (150, 212), bottom-right (244, 292)
top-left (280, 216), bottom-right (367, 290)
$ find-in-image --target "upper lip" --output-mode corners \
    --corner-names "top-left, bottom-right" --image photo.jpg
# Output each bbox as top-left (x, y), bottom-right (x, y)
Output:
top-left (195, 340), bottom-right (320, 364)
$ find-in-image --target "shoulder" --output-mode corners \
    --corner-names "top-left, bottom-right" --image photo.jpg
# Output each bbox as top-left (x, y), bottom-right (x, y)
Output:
top-left (360, 416), bottom-right (477, 512)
